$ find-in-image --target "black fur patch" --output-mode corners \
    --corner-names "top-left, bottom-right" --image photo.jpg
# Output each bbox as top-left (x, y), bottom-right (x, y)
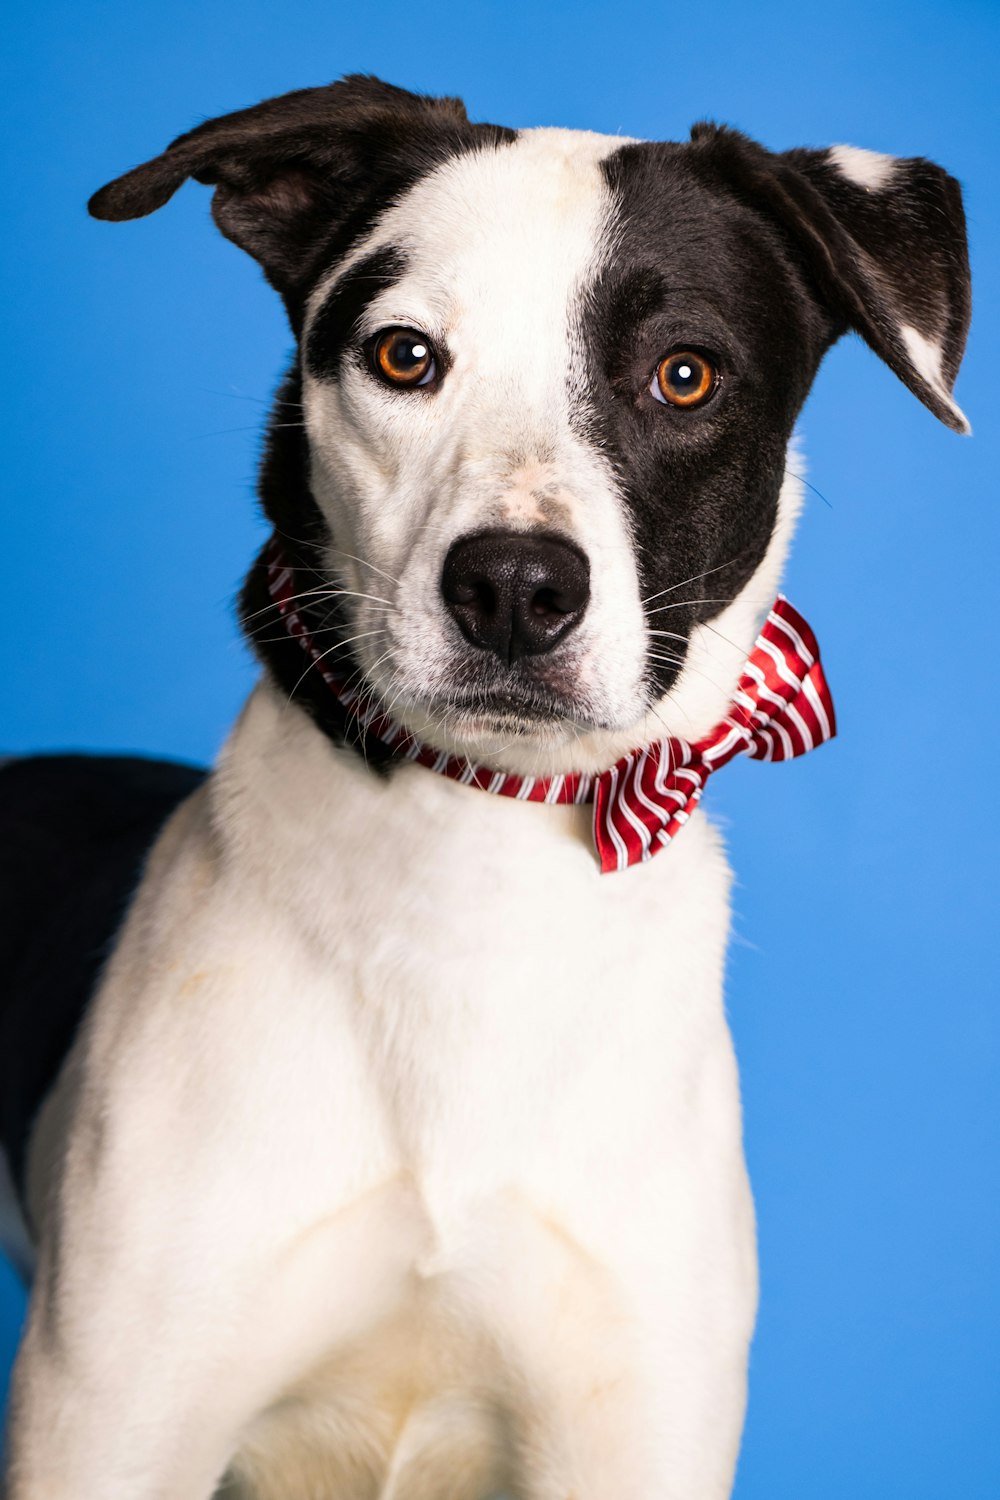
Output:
top-left (0, 756), bottom-right (206, 1195)
top-left (238, 363), bottom-right (401, 763)
top-left (686, 127), bottom-right (971, 432)
top-left (574, 124), bottom-right (970, 697)
top-left (578, 139), bottom-right (834, 695)
top-left (305, 246), bottom-right (408, 382)
top-left (90, 75), bottom-right (516, 332)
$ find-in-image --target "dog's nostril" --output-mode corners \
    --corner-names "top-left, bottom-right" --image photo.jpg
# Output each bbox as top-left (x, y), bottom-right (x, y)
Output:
top-left (449, 577), bottom-right (494, 611)
top-left (531, 586), bottom-right (573, 619)
top-left (441, 531), bottom-right (590, 664)
top-left (443, 574), bottom-right (500, 620)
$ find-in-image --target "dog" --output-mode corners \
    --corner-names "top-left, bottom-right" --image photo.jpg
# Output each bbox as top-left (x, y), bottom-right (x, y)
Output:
top-left (0, 75), bottom-right (970, 1499)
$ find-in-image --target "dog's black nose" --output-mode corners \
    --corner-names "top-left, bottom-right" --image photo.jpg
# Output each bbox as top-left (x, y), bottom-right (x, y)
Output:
top-left (441, 531), bottom-right (590, 664)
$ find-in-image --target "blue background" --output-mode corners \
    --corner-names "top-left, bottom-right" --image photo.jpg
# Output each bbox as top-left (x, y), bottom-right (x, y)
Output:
top-left (2, 1), bottom-right (998, 1491)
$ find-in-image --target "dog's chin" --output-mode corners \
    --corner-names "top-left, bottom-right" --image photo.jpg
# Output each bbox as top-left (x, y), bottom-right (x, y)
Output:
top-left (362, 654), bottom-right (676, 769)
top-left (387, 681), bottom-right (621, 763)
top-left (429, 690), bottom-right (592, 747)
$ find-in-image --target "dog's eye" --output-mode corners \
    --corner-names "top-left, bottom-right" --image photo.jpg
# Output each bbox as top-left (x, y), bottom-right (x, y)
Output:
top-left (369, 328), bottom-right (438, 389)
top-left (650, 351), bottom-right (718, 409)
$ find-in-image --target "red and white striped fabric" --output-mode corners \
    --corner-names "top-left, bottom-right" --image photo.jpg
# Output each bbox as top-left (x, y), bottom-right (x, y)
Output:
top-left (266, 537), bottom-right (836, 874)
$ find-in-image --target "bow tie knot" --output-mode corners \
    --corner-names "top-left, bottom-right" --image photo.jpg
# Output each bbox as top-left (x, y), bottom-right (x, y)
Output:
top-left (590, 598), bottom-right (835, 872)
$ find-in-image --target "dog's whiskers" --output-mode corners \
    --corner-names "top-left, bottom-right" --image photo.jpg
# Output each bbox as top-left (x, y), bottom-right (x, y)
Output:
top-left (699, 619), bottom-right (755, 656)
top-left (646, 650), bottom-right (734, 703)
top-left (244, 585), bottom-right (397, 627)
top-left (644, 597), bottom-right (750, 619)
top-left (252, 623), bottom-right (388, 649)
top-left (640, 555), bottom-right (746, 609)
top-left (284, 631), bottom-right (391, 704)
top-left (197, 386), bottom-right (304, 412)
top-left (323, 546), bottom-right (402, 590)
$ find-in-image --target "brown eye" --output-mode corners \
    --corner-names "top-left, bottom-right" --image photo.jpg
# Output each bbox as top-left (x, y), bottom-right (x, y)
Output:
top-left (370, 328), bottom-right (437, 388)
top-left (651, 350), bottom-right (718, 408)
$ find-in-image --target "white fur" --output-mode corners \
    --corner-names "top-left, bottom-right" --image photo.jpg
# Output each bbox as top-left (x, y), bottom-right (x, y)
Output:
top-left (899, 322), bottom-right (971, 434)
top-left (15, 683), bottom-right (759, 1500)
top-left (828, 143), bottom-right (897, 191)
top-left (6, 127), bottom-right (808, 1500)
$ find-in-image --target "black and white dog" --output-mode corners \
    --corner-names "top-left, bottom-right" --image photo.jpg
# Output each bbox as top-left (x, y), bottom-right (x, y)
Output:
top-left (0, 76), bottom-right (970, 1500)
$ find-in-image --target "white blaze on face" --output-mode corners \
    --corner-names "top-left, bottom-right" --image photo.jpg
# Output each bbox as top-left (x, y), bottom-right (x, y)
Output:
top-left (301, 127), bottom-right (653, 755)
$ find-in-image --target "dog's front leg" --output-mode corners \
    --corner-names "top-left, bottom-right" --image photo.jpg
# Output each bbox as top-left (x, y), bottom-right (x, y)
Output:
top-left (507, 1240), bottom-right (756, 1500)
top-left (3, 795), bottom-right (406, 1500)
top-left (5, 1170), bottom-right (414, 1500)
top-left (5, 1276), bottom-right (239, 1500)
top-left (3, 1143), bottom-right (260, 1500)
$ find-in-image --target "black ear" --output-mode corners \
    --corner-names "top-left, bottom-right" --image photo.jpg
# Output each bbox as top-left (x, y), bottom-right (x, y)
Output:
top-left (690, 124), bottom-right (972, 433)
top-left (89, 75), bottom-right (504, 304)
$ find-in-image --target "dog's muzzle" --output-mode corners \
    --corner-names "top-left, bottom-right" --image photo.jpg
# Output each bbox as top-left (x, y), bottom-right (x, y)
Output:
top-left (440, 530), bottom-right (590, 666)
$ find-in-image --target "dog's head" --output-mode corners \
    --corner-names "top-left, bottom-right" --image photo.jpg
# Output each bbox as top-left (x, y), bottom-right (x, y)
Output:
top-left (91, 77), bottom-right (970, 774)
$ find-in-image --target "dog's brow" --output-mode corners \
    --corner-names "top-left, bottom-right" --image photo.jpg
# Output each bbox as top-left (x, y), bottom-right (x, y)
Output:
top-left (305, 247), bottom-right (409, 381)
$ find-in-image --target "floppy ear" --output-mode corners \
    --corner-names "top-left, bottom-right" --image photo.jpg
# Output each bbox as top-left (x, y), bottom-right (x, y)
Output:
top-left (88, 75), bottom-right (498, 306)
top-left (690, 124), bottom-right (972, 433)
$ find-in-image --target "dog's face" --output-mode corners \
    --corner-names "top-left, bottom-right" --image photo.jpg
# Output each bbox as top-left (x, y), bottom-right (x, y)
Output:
top-left (91, 78), bottom-right (970, 771)
top-left (297, 129), bottom-right (826, 755)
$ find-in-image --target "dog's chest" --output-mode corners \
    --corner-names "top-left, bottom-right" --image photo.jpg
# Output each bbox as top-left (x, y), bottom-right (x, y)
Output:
top-left (216, 685), bottom-right (736, 1216)
top-left (22, 685), bottom-right (752, 1498)
top-left (210, 687), bottom-right (748, 1491)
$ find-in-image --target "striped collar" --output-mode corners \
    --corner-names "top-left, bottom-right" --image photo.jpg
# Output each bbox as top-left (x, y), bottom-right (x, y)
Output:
top-left (265, 537), bottom-right (836, 874)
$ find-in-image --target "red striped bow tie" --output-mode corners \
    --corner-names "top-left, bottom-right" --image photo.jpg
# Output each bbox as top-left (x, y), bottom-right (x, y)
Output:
top-left (267, 538), bottom-right (836, 874)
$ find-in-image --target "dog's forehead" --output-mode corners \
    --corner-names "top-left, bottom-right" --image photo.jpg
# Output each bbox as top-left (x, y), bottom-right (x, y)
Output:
top-left (308, 127), bottom-right (629, 327)
top-left (305, 125), bottom-right (771, 380)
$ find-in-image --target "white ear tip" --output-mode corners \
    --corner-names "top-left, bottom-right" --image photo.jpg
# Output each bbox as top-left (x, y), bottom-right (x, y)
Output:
top-left (898, 323), bottom-right (970, 434)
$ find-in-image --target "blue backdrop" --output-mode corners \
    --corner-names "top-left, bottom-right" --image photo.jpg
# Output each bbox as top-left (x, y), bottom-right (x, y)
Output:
top-left (2, 1), bottom-right (998, 1492)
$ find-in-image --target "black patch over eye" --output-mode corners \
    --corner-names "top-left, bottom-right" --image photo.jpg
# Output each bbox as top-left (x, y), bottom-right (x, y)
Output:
top-left (368, 328), bottom-right (438, 388)
top-left (651, 350), bottom-right (718, 408)
top-left (305, 248), bottom-right (408, 382)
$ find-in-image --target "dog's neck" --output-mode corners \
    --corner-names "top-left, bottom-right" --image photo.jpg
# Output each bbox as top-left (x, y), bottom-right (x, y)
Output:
top-left (241, 371), bottom-right (805, 781)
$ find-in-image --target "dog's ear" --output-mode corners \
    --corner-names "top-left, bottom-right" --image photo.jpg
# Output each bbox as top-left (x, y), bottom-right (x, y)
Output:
top-left (690, 124), bottom-right (971, 433)
top-left (88, 75), bottom-right (488, 301)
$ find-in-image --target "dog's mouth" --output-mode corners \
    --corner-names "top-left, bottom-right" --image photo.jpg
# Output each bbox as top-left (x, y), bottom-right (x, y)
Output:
top-left (418, 649), bottom-right (685, 743)
top-left (424, 686), bottom-right (592, 740)
top-left (355, 620), bottom-right (682, 752)
top-left (364, 647), bottom-right (677, 751)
